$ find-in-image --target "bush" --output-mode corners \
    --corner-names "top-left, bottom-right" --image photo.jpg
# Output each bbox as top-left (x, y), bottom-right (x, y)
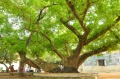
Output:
top-left (0, 67), bottom-right (3, 72)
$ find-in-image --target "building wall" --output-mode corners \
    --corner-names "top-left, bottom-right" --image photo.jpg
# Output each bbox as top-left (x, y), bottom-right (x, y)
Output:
top-left (0, 62), bottom-right (19, 71)
top-left (82, 66), bottom-right (120, 73)
top-left (84, 51), bottom-right (120, 66)
top-left (79, 51), bottom-right (120, 72)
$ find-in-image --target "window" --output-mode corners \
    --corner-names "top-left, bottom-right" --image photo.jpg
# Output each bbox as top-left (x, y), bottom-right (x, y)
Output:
top-left (98, 59), bottom-right (105, 66)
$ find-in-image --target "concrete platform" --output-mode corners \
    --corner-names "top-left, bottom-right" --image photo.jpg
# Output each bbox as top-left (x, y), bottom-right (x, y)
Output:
top-left (34, 73), bottom-right (99, 79)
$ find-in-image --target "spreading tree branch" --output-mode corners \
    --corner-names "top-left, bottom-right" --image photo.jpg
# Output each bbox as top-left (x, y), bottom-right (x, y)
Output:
top-left (61, 19), bottom-right (82, 39)
top-left (61, 18), bottom-right (84, 57)
top-left (64, 42), bottom-right (71, 56)
top-left (86, 16), bottom-right (120, 44)
top-left (65, 17), bottom-right (75, 23)
top-left (26, 4), bottom-right (58, 48)
top-left (26, 32), bottom-right (33, 46)
top-left (77, 43), bottom-right (118, 67)
top-left (39, 33), bottom-right (64, 59)
top-left (25, 27), bottom-right (64, 59)
top-left (77, 47), bottom-right (108, 68)
top-left (82, 0), bottom-right (90, 21)
top-left (66, 0), bottom-right (86, 32)
top-left (109, 29), bottom-right (120, 40)
top-left (78, 28), bottom-right (120, 67)
top-left (36, 4), bottom-right (57, 24)
top-left (65, 0), bottom-right (91, 47)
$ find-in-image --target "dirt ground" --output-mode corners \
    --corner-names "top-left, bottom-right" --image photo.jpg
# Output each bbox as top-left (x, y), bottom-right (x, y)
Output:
top-left (0, 73), bottom-right (34, 79)
top-left (99, 72), bottom-right (120, 79)
top-left (0, 72), bottom-right (120, 79)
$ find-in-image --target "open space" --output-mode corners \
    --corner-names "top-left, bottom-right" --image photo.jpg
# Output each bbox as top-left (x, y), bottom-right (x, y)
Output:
top-left (0, 72), bottom-right (120, 79)
top-left (99, 72), bottom-right (120, 79)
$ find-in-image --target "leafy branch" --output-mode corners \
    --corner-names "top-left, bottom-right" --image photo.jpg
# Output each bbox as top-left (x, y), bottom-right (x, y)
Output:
top-left (35, 4), bottom-right (57, 24)
top-left (86, 16), bottom-right (120, 44)
top-left (66, 0), bottom-right (86, 32)
top-left (61, 19), bottom-right (82, 39)
top-left (82, 0), bottom-right (90, 21)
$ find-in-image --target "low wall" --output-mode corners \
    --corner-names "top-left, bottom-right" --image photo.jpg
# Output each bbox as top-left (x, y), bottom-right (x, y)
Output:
top-left (82, 66), bottom-right (120, 72)
top-left (33, 73), bottom-right (99, 79)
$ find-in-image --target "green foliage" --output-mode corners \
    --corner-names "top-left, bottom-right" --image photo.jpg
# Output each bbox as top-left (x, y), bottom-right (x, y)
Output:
top-left (0, 67), bottom-right (3, 71)
top-left (0, 0), bottom-right (119, 63)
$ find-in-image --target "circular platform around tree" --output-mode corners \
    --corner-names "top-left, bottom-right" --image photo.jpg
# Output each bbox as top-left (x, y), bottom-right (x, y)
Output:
top-left (33, 73), bottom-right (99, 79)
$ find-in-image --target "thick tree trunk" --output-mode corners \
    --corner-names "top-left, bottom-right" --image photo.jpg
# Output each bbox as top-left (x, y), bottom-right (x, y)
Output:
top-left (17, 51), bottom-right (80, 73)
top-left (18, 52), bottom-right (26, 77)
top-left (47, 56), bottom-right (79, 73)
top-left (19, 60), bottom-right (25, 77)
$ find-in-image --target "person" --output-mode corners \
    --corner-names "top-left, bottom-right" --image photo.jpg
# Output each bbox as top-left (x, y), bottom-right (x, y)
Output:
top-left (9, 65), bottom-right (15, 76)
top-left (9, 65), bottom-right (15, 72)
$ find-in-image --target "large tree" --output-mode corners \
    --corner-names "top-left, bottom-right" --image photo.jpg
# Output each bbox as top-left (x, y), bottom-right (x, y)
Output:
top-left (0, 0), bottom-right (120, 73)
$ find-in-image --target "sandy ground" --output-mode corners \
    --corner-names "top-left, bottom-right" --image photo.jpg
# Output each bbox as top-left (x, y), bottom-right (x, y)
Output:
top-left (0, 72), bottom-right (120, 79)
top-left (0, 73), bottom-right (34, 79)
top-left (99, 72), bottom-right (120, 79)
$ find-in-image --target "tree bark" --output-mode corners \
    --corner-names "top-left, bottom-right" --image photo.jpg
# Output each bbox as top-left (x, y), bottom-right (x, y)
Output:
top-left (18, 52), bottom-right (26, 77)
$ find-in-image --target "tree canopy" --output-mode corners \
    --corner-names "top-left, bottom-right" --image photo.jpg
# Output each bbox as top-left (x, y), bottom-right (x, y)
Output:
top-left (0, 0), bottom-right (120, 73)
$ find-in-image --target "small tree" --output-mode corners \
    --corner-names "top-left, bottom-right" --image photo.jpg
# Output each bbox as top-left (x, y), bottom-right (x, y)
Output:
top-left (0, 45), bottom-right (19, 72)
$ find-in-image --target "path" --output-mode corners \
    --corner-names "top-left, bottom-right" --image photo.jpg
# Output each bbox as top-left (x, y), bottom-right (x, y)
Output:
top-left (0, 72), bottom-right (120, 79)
